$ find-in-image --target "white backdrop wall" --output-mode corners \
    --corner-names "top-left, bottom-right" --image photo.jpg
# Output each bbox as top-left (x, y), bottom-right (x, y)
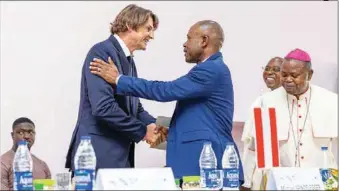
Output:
top-left (1, 1), bottom-right (337, 175)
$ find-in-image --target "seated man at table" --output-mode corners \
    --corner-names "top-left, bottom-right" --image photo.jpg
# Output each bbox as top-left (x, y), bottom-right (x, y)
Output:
top-left (1, 117), bottom-right (51, 190)
top-left (241, 48), bottom-right (338, 189)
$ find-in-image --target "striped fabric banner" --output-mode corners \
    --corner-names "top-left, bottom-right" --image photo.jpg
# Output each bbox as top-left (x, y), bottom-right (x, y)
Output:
top-left (253, 107), bottom-right (280, 169)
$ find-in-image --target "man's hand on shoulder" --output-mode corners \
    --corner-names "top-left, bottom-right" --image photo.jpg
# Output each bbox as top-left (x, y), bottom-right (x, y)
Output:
top-left (90, 57), bottom-right (120, 85)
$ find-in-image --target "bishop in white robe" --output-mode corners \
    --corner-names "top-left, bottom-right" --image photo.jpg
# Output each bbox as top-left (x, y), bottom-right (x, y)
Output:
top-left (241, 48), bottom-right (338, 190)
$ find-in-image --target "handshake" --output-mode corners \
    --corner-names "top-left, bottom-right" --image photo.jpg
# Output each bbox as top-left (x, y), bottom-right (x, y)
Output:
top-left (143, 123), bottom-right (168, 148)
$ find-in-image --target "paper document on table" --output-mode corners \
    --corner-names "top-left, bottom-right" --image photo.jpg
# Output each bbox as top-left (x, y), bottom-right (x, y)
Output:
top-left (156, 116), bottom-right (171, 127)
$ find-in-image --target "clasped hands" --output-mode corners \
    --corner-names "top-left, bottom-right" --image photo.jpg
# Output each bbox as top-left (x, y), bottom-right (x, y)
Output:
top-left (143, 123), bottom-right (168, 148)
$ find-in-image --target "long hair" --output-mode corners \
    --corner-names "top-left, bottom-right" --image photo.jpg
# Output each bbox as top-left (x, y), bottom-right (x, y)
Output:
top-left (110, 4), bottom-right (159, 34)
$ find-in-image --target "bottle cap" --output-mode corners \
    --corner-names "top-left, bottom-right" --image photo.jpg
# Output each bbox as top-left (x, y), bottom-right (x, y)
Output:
top-left (17, 140), bottom-right (27, 146)
top-left (321, 146), bottom-right (328, 151)
top-left (81, 136), bottom-right (91, 140)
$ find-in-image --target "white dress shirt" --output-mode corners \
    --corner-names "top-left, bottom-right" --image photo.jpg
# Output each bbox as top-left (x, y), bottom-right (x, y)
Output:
top-left (114, 34), bottom-right (131, 57)
top-left (114, 34), bottom-right (131, 84)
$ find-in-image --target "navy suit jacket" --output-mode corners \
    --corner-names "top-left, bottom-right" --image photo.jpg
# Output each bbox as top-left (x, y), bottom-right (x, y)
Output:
top-left (65, 35), bottom-right (155, 171)
top-left (116, 52), bottom-right (244, 182)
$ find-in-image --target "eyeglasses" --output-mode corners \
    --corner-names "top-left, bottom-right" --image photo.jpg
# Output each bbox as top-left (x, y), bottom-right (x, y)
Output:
top-left (263, 66), bottom-right (281, 73)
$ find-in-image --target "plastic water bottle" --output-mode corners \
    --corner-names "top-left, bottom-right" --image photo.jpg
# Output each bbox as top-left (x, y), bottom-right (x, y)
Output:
top-left (222, 142), bottom-right (240, 190)
top-left (74, 136), bottom-right (97, 190)
top-left (13, 140), bottom-right (33, 191)
top-left (199, 142), bottom-right (220, 189)
top-left (321, 146), bottom-right (329, 168)
top-left (320, 147), bottom-right (330, 184)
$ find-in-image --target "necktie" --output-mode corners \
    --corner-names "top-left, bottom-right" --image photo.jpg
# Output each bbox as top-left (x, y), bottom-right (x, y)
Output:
top-left (126, 56), bottom-right (136, 168)
top-left (126, 56), bottom-right (137, 115)
top-left (127, 56), bottom-right (132, 65)
top-left (127, 56), bottom-right (134, 76)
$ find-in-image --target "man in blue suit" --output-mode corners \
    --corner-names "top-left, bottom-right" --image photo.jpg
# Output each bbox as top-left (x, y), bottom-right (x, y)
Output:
top-left (89, 20), bottom-right (244, 184)
top-left (65, 4), bottom-right (161, 173)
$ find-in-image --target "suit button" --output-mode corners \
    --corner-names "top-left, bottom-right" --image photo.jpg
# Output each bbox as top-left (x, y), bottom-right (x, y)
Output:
top-left (301, 156), bottom-right (304, 160)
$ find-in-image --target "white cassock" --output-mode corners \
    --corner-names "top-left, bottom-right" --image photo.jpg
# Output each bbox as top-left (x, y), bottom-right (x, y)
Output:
top-left (241, 84), bottom-right (338, 189)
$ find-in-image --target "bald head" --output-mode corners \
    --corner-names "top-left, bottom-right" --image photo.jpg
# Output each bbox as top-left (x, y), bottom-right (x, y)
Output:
top-left (194, 20), bottom-right (224, 50)
top-left (183, 20), bottom-right (225, 63)
top-left (268, 57), bottom-right (283, 65)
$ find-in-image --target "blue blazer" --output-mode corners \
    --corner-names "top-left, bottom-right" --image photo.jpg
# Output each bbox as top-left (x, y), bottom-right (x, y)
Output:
top-left (65, 35), bottom-right (155, 171)
top-left (116, 52), bottom-right (244, 182)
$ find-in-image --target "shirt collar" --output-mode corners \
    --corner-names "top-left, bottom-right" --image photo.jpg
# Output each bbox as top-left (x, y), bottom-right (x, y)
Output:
top-left (202, 57), bottom-right (209, 63)
top-left (114, 34), bottom-right (131, 57)
top-left (201, 51), bottom-right (222, 63)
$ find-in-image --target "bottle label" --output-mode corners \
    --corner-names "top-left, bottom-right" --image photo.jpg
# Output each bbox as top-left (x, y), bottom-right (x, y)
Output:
top-left (201, 168), bottom-right (222, 188)
top-left (74, 169), bottom-right (95, 190)
top-left (14, 171), bottom-right (33, 190)
top-left (320, 168), bottom-right (330, 182)
top-left (223, 168), bottom-right (239, 188)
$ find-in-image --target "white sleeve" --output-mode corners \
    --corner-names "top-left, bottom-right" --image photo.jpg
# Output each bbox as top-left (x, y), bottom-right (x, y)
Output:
top-left (242, 137), bottom-right (257, 188)
top-left (241, 97), bottom-right (262, 188)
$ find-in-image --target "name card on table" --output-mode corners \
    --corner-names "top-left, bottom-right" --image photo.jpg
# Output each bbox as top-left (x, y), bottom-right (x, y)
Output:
top-left (266, 167), bottom-right (325, 190)
top-left (95, 167), bottom-right (177, 190)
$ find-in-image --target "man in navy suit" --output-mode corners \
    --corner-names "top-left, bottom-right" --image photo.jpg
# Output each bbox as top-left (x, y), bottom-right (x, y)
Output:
top-left (65, 4), bottom-right (161, 173)
top-left (89, 20), bottom-right (244, 184)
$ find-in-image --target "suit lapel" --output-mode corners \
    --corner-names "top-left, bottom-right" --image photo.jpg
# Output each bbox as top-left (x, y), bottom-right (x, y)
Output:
top-left (108, 35), bottom-right (131, 75)
top-left (108, 35), bottom-right (134, 116)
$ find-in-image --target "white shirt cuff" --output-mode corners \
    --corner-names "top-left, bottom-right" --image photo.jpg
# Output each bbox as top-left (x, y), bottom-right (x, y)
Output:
top-left (116, 75), bottom-right (121, 85)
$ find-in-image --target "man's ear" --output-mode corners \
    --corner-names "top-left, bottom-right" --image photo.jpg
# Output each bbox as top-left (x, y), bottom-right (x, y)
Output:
top-left (126, 24), bottom-right (133, 32)
top-left (201, 35), bottom-right (209, 48)
top-left (11, 132), bottom-right (14, 139)
top-left (308, 69), bottom-right (314, 81)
